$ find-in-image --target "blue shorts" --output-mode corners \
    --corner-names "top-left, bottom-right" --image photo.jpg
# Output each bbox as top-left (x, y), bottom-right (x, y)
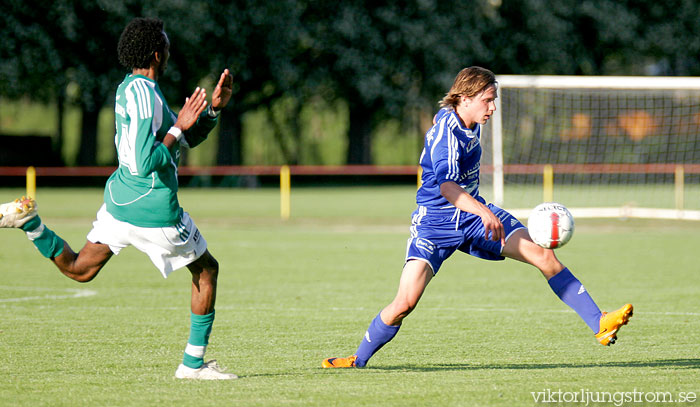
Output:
top-left (405, 203), bottom-right (525, 275)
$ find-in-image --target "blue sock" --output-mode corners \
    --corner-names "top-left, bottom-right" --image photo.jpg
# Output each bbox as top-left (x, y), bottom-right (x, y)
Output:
top-left (354, 312), bottom-right (400, 367)
top-left (548, 268), bottom-right (603, 332)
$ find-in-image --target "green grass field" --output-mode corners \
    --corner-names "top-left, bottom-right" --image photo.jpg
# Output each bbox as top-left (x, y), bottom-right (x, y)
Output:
top-left (1, 186), bottom-right (699, 406)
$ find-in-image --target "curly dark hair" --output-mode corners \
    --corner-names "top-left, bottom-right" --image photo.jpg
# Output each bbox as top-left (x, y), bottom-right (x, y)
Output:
top-left (117, 17), bottom-right (167, 70)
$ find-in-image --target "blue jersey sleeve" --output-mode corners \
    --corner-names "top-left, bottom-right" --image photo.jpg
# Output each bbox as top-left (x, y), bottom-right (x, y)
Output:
top-left (429, 117), bottom-right (461, 186)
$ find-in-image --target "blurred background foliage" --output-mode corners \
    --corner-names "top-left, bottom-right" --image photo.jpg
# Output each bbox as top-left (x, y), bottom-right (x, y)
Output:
top-left (1, 0), bottom-right (699, 167)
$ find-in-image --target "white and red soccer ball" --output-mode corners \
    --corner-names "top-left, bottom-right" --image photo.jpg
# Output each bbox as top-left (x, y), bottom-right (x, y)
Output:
top-left (527, 202), bottom-right (575, 249)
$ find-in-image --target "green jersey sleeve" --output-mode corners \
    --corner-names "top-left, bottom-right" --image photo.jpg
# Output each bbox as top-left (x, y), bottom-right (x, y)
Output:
top-left (183, 111), bottom-right (218, 148)
top-left (121, 81), bottom-right (173, 176)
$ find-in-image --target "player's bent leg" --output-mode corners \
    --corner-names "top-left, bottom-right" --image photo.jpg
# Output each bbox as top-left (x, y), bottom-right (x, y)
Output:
top-left (501, 228), bottom-right (563, 278)
top-left (52, 241), bottom-right (113, 283)
top-left (187, 250), bottom-right (219, 315)
top-left (1, 196), bottom-right (111, 282)
top-left (323, 260), bottom-right (433, 368)
top-left (502, 228), bottom-right (633, 344)
top-left (503, 229), bottom-right (602, 330)
top-left (177, 250), bottom-right (237, 380)
top-left (381, 260), bottom-right (434, 325)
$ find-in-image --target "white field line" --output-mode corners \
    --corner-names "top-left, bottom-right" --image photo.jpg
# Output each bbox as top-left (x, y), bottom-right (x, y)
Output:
top-left (0, 287), bottom-right (97, 303)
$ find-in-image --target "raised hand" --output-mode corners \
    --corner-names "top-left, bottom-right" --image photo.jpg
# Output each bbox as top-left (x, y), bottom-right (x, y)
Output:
top-left (174, 87), bottom-right (208, 131)
top-left (211, 69), bottom-right (233, 111)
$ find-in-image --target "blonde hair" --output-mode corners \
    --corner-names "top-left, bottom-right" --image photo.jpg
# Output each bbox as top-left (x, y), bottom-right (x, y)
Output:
top-left (439, 66), bottom-right (497, 108)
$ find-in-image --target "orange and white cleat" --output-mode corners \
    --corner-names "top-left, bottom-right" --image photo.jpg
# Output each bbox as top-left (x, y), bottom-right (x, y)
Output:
top-left (0, 196), bottom-right (37, 229)
top-left (595, 304), bottom-right (633, 346)
top-left (322, 355), bottom-right (357, 368)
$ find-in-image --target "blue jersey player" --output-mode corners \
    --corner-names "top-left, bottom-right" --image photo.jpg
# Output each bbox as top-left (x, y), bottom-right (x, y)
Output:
top-left (322, 67), bottom-right (633, 369)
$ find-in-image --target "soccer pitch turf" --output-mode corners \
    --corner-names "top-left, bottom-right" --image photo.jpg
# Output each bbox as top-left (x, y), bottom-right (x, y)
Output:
top-left (1, 187), bottom-right (699, 406)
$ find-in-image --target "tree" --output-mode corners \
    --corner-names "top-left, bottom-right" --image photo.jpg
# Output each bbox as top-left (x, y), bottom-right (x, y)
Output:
top-left (0, 1), bottom-right (130, 165)
top-left (4, 0), bottom-right (700, 168)
top-left (488, 0), bottom-right (700, 76)
top-left (633, 0), bottom-right (700, 75)
top-left (298, 0), bottom-right (499, 163)
top-left (155, 0), bottom-right (303, 165)
top-left (0, 1), bottom-right (69, 155)
top-left (45, 2), bottom-right (128, 165)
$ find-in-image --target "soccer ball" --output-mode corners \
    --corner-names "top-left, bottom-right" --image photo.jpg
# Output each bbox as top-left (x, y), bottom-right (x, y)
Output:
top-left (527, 202), bottom-right (575, 249)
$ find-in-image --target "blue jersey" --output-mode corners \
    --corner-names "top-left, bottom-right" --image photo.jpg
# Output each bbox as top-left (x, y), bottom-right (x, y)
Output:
top-left (408, 108), bottom-right (526, 274)
top-left (416, 107), bottom-right (483, 208)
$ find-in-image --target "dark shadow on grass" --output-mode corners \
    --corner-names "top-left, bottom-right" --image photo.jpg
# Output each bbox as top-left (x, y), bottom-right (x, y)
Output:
top-left (367, 358), bottom-right (700, 372)
top-left (235, 372), bottom-right (305, 379)
top-left (239, 359), bottom-right (700, 377)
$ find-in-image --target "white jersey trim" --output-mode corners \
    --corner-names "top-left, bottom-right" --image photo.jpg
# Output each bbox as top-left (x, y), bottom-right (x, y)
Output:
top-left (132, 79), bottom-right (152, 120)
top-left (107, 172), bottom-right (156, 206)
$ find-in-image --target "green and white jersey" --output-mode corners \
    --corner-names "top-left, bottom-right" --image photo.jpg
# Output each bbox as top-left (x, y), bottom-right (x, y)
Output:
top-left (105, 74), bottom-right (217, 227)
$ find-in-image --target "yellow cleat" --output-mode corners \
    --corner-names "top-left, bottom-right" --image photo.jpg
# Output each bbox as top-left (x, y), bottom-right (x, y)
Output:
top-left (595, 304), bottom-right (633, 346)
top-left (322, 355), bottom-right (357, 368)
top-left (0, 196), bottom-right (38, 228)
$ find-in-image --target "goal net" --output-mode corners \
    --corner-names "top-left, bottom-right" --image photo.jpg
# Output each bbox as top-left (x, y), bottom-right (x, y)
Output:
top-left (483, 75), bottom-right (700, 221)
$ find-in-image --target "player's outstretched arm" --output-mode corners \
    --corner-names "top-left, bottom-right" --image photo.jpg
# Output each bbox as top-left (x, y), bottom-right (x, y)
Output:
top-left (162, 87), bottom-right (208, 149)
top-left (175, 71), bottom-right (231, 150)
top-left (211, 69), bottom-right (233, 111)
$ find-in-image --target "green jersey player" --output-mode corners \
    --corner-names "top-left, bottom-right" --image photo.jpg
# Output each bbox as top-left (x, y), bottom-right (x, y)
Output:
top-left (0, 17), bottom-right (236, 380)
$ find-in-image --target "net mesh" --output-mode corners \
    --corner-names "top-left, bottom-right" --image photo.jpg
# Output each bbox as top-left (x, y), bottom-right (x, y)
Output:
top-left (483, 85), bottom-right (700, 215)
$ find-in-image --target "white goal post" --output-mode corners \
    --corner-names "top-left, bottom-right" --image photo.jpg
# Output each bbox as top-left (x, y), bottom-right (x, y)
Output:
top-left (488, 75), bottom-right (700, 221)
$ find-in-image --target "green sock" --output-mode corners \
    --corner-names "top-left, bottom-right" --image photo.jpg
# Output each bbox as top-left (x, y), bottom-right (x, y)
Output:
top-left (182, 310), bottom-right (215, 369)
top-left (20, 215), bottom-right (41, 232)
top-left (21, 215), bottom-right (64, 258)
